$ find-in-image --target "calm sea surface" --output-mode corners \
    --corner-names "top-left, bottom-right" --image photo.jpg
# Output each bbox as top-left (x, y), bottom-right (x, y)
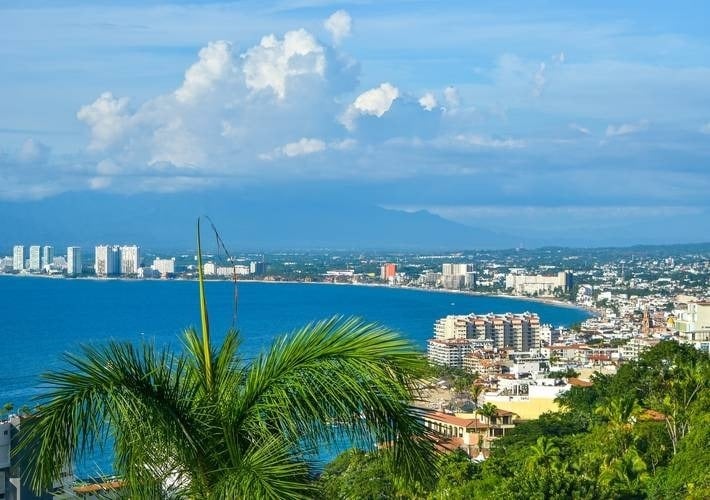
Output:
top-left (0, 276), bottom-right (591, 473)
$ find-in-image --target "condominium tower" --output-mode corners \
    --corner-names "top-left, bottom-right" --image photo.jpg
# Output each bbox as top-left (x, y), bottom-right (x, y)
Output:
top-left (41, 245), bottom-right (54, 268)
top-left (429, 312), bottom-right (541, 356)
top-left (12, 246), bottom-right (24, 271)
top-left (67, 247), bottom-right (82, 276)
top-left (95, 245), bottom-right (120, 276)
top-left (28, 245), bottom-right (41, 272)
top-left (120, 245), bottom-right (140, 275)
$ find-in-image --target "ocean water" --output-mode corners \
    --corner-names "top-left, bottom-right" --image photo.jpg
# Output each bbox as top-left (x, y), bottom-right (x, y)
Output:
top-left (0, 276), bottom-right (591, 474)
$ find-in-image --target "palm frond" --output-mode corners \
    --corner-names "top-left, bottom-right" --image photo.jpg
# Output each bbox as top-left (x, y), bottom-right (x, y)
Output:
top-left (17, 340), bottom-right (205, 494)
top-left (233, 316), bottom-right (438, 487)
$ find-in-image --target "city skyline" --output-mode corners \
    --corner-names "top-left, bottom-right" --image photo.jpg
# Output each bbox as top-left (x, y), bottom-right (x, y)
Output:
top-left (2, 1), bottom-right (710, 246)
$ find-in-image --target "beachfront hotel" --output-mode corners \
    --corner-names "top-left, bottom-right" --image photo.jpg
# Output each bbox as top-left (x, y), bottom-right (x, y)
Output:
top-left (66, 247), bottom-right (82, 276)
top-left (505, 270), bottom-right (573, 296)
top-left (12, 246), bottom-right (24, 271)
top-left (428, 313), bottom-right (541, 368)
top-left (433, 313), bottom-right (541, 350)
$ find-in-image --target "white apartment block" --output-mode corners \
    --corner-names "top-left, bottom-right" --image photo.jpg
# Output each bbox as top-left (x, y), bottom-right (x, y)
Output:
top-left (434, 315), bottom-right (476, 340)
top-left (675, 302), bottom-right (710, 333)
top-left (120, 245), bottom-right (140, 275)
top-left (67, 247), bottom-right (82, 276)
top-left (430, 313), bottom-right (541, 360)
top-left (442, 263), bottom-right (474, 275)
top-left (427, 338), bottom-right (473, 368)
top-left (505, 271), bottom-right (573, 296)
top-left (95, 245), bottom-right (120, 276)
top-left (152, 257), bottom-right (176, 276)
top-left (12, 246), bottom-right (24, 271)
top-left (441, 263), bottom-right (476, 289)
top-left (41, 245), bottom-right (54, 269)
top-left (28, 245), bottom-right (41, 272)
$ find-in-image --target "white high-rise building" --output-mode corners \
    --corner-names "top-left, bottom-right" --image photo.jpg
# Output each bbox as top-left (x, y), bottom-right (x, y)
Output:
top-left (29, 245), bottom-right (41, 271)
top-left (95, 245), bottom-right (120, 276)
top-left (120, 245), bottom-right (140, 275)
top-left (429, 312), bottom-right (541, 356)
top-left (41, 245), bottom-right (54, 268)
top-left (441, 263), bottom-right (476, 289)
top-left (152, 257), bottom-right (175, 276)
top-left (505, 271), bottom-right (573, 296)
top-left (12, 245), bottom-right (24, 271)
top-left (67, 247), bottom-right (82, 276)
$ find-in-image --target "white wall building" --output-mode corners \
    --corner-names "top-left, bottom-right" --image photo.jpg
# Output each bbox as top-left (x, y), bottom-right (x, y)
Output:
top-left (431, 313), bottom-right (541, 352)
top-left (95, 245), bottom-right (120, 276)
top-left (434, 315), bottom-right (475, 340)
top-left (12, 246), bottom-right (24, 271)
top-left (441, 263), bottom-right (476, 289)
top-left (427, 338), bottom-right (473, 368)
top-left (28, 245), bottom-right (41, 272)
top-left (41, 245), bottom-right (54, 269)
top-left (119, 245), bottom-right (140, 275)
top-left (152, 257), bottom-right (176, 276)
top-left (506, 271), bottom-right (573, 296)
top-left (67, 247), bottom-right (82, 276)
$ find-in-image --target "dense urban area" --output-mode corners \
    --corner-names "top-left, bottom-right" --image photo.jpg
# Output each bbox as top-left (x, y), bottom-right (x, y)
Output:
top-left (2, 242), bottom-right (709, 498)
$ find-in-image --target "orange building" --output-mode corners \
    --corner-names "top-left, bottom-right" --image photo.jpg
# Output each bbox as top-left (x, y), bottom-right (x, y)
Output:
top-left (380, 263), bottom-right (397, 280)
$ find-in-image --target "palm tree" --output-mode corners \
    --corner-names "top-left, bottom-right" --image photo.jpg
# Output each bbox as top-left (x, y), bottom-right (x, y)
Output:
top-left (595, 395), bottom-right (641, 454)
top-left (599, 449), bottom-right (650, 497)
top-left (476, 402), bottom-right (498, 423)
top-left (2, 402), bottom-right (13, 417)
top-left (470, 384), bottom-right (484, 406)
top-left (17, 220), bottom-right (436, 498)
top-left (526, 436), bottom-right (560, 471)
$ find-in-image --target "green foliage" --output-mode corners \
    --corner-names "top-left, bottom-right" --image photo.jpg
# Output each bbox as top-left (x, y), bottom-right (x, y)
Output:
top-left (548, 367), bottom-right (580, 379)
top-left (649, 413), bottom-right (710, 499)
top-left (317, 449), bottom-right (402, 499)
top-left (320, 341), bottom-right (709, 499)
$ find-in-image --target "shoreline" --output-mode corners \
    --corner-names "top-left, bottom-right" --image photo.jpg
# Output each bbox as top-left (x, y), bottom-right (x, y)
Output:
top-left (0, 272), bottom-right (595, 320)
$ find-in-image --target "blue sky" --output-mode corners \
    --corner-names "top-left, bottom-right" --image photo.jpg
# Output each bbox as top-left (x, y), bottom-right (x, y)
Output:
top-left (1, 0), bottom-right (709, 245)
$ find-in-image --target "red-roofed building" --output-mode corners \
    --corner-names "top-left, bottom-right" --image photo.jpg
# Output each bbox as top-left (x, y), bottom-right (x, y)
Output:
top-left (416, 408), bottom-right (516, 458)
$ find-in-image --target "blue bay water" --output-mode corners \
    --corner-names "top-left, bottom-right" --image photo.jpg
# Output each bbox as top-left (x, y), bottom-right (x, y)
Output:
top-left (0, 276), bottom-right (590, 475)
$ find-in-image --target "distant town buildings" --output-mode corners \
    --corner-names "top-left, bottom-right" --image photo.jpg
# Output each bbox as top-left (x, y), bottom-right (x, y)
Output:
top-left (250, 261), bottom-right (267, 275)
top-left (95, 245), bottom-right (120, 277)
top-left (119, 245), bottom-right (140, 275)
top-left (506, 271), bottom-right (573, 296)
top-left (428, 313), bottom-right (542, 368)
top-left (41, 245), bottom-right (54, 269)
top-left (441, 263), bottom-right (476, 290)
top-left (28, 245), bottom-right (41, 272)
top-left (66, 247), bottom-right (82, 276)
top-left (675, 301), bottom-right (710, 333)
top-left (380, 263), bottom-right (397, 281)
top-left (12, 246), bottom-right (24, 271)
top-left (152, 257), bottom-right (176, 277)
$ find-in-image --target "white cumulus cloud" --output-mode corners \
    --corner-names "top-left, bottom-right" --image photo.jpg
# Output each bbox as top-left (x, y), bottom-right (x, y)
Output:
top-left (324, 10), bottom-right (352, 45)
top-left (341, 83), bottom-right (399, 130)
top-left (261, 137), bottom-right (327, 160)
top-left (418, 92), bottom-right (437, 111)
top-left (242, 29), bottom-right (326, 99)
top-left (282, 137), bottom-right (326, 157)
top-left (76, 92), bottom-right (131, 151)
top-left (175, 41), bottom-right (235, 103)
